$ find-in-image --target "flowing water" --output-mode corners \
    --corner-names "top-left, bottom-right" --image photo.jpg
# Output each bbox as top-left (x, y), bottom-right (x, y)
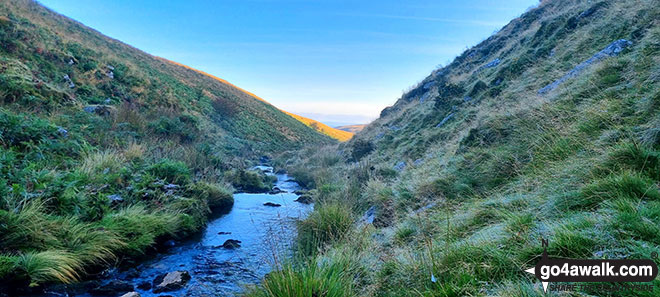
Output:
top-left (41, 172), bottom-right (311, 297)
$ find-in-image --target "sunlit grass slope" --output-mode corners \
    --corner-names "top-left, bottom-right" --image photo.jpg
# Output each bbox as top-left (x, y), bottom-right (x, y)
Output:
top-left (163, 59), bottom-right (352, 141)
top-left (283, 111), bottom-right (354, 142)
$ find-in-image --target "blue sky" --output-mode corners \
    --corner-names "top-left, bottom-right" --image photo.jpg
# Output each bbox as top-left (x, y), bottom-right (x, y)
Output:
top-left (39, 0), bottom-right (538, 126)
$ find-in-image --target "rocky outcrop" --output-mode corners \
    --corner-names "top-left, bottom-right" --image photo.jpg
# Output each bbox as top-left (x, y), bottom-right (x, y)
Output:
top-left (538, 39), bottom-right (632, 94)
top-left (152, 271), bottom-right (191, 293)
top-left (120, 292), bottom-right (140, 297)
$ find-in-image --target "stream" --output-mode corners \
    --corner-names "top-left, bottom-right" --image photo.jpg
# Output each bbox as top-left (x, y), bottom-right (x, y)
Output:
top-left (42, 171), bottom-right (312, 297)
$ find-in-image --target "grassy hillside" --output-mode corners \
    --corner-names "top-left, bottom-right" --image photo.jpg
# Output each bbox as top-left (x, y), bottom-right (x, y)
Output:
top-left (165, 59), bottom-right (353, 142)
top-left (258, 0), bottom-right (660, 296)
top-left (0, 0), bottom-right (331, 289)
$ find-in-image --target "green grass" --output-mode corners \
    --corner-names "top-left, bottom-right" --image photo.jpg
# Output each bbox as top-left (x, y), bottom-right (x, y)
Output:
top-left (13, 251), bottom-right (84, 285)
top-left (296, 203), bottom-right (353, 256)
top-left (244, 260), bottom-right (355, 297)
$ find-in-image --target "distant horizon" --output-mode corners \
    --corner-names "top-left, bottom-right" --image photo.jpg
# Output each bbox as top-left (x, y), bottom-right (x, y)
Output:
top-left (39, 0), bottom-right (538, 124)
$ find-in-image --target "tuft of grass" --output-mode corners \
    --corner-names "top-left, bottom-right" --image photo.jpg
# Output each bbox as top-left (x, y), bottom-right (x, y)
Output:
top-left (599, 142), bottom-right (660, 180)
top-left (608, 199), bottom-right (660, 244)
top-left (244, 260), bottom-right (354, 297)
top-left (79, 150), bottom-right (124, 177)
top-left (296, 204), bottom-right (353, 256)
top-left (13, 251), bottom-right (84, 285)
top-left (578, 172), bottom-right (660, 209)
top-left (548, 217), bottom-right (600, 258)
top-left (146, 159), bottom-right (192, 185)
top-left (188, 181), bottom-right (233, 210)
top-left (394, 224), bottom-right (417, 244)
top-left (100, 205), bottom-right (179, 255)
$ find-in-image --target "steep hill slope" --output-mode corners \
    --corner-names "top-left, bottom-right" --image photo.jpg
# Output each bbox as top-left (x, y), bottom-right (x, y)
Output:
top-left (0, 0), bottom-right (333, 151)
top-left (0, 0), bottom-right (331, 289)
top-left (276, 0), bottom-right (660, 296)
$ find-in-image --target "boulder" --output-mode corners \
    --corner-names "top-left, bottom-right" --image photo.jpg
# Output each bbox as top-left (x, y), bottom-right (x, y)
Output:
top-left (393, 161), bottom-right (406, 172)
top-left (120, 292), bottom-right (140, 297)
top-left (89, 280), bottom-right (133, 296)
top-left (294, 195), bottom-right (313, 204)
top-left (108, 194), bottom-right (123, 205)
top-left (263, 202), bottom-right (281, 207)
top-left (83, 105), bottom-right (114, 116)
top-left (152, 271), bottom-right (191, 293)
top-left (221, 239), bottom-right (241, 249)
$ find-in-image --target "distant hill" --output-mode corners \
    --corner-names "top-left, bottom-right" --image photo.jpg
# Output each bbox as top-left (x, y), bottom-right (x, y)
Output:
top-left (335, 124), bottom-right (366, 134)
top-left (283, 111), bottom-right (354, 142)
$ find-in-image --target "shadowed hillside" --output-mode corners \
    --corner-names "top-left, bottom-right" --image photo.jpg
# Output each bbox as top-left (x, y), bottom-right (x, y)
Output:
top-left (267, 0), bottom-right (660, 296)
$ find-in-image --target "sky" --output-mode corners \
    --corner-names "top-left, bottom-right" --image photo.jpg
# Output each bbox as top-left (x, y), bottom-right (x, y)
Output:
top-left (39, 0), bottom-right (538, 126)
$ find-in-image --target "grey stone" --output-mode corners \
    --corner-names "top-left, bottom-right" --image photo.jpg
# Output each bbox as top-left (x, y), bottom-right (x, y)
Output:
top-left (393, 161), bottom-right (406, 171)
top-left (63, 74), bottom-right (75, 88)
top-left (108, 194), bottom-right (123, 204)
top-left (120, 292), bottom-right (140, 297)
top-left (360, 206), bottom-right (377, 224)
top-left (484, 58), bottom-right (501, 68)
top-left (163, 184), bottom-right (180, 190)
top-left (538, 39), bottom-right (632, 94)
top-left (436, 113), bottom-right (454, 128)
top-left (83, 105), bottom-right (113, 116)
top-left (57, 127), bottom-right (68, 137)
top-left (152, 271), bottom-right (191, 293)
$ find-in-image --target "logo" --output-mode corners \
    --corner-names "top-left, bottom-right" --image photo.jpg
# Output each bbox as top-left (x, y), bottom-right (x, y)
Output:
top-left (524, 238), bottom-right (658, 293)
